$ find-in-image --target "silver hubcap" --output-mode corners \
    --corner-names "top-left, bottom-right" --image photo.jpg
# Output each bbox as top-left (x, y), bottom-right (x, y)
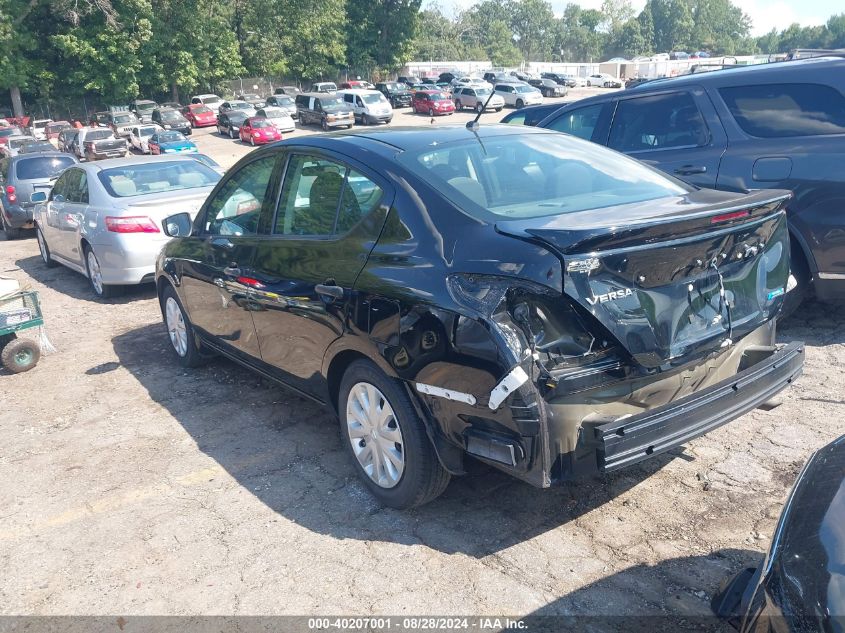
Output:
top-left (37, 230), bottom-right (48, 263)
top-left (87, 250), bottom-right (104, 294)
top-left (165, 297), bottom-right (188, 357)
top-left (346, 382), bottom-right (405, 488)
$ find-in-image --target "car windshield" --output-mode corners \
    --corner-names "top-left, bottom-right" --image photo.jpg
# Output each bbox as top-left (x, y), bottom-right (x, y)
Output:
top-left (362, 94), bottom-right (385, 104)
top-left (139, 127), bottom-right (158, 137)
top-left (260, 108), bottom-right (285, 118)
top-left (428, 94), bottom-right (448, 101)
top-left (136, 103), bottom-right (156, 112)
top-left (34, 121), bottom-right (49, 129)
top-left (320, 98), bottom-right (345, 112)
top-left (242, 94), bottom-right (260, 100)
top-left (251, 119), bottom-right (273, 128)
top-left (398, 132), bottom-right (689, 220)
top-left (98, 161), bottom-right (219, 197)
top-left (192, 106), bottom-right (212, 115)
top-left (275, 96), bottom-right (294, 106)
top-left (384, 83), bottom-right (403, 91)
top-left (0, 128), bottom-right (23, 138)
top-left (230, 102), bottom-right (252, 110)
top-left (16, 155), bottom-right (76, 180)
top-left (86, 130), bottom-right (113, 140)
top-left (476, 88), bottom-right (491, 96)
top-left (160, 110), bottom-right (184, 121)
top-left (203, 97), bottom-right (222, 105)
top-left (113, 114), bottom-right (134, 124)
top-left (158, 132), bottom-right (184, 142)
top-left (47, 123), bottom-right (70, 133)
top-left (9, 138), bottom-right (34, 148)
top-left (515, 85), bottom-right (537, 93)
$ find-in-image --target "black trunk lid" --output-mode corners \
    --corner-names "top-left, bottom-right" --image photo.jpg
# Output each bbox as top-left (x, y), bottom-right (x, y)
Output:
top-left (496, 189), bottom-right (792, 368)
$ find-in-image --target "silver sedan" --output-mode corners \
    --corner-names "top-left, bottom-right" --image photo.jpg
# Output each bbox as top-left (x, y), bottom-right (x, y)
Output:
top-left (32, 156), bottom-right (220, 298)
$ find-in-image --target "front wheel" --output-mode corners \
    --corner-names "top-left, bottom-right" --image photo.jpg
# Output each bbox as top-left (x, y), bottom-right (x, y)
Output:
top-left (160, 285), bottom-right (205, 368)
top-left (1, 337), bottom-right (40, 373)
top-left (455, 100), bottom-right (462, 110)
top-left (250, 136), bottom-right (255, 146)
top-left (339, 360), bottom-right (450, 509)
top-left (516, 99), bottom-right (524, 109)
top-left (428, 108), bottom-right (434, 117)
top-left (36, 226), bottom-right (56, 267)
top-left (321, 118), bottom-right (329, 131)
top-left (229, 128), bottom-right (235, 139)
top-left (475, 102), bottom-right (484, 113)
top-left (587, 81), bottom-right (592, 87)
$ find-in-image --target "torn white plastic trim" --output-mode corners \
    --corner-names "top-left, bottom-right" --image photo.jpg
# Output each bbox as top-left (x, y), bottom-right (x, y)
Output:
top-left (488, 366), bottom-right (529, 410)
top-left (416, 383), bottom-right (477, 406)
top-left (786, 273), bottom-right (798, 292)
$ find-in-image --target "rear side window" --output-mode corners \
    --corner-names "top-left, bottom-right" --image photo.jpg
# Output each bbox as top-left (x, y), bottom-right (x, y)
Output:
top-left (719, 83), bottom-right (845, 138)
top-left (546, 104), bottom-right (603, 140)
top-left (15, 156), bottom-right (75, 180)
top-left (608, 92), bottom-right (709, 152)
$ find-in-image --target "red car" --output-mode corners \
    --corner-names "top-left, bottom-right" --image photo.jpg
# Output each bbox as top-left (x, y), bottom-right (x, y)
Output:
top-left (239, 117), bottom-right (282, 145)
top-left (412, 91), bottom-right (455, 116)
top-left (182, 104), bottom-right (217, 128)
top-left (339, 80), bottom-right (375, 90)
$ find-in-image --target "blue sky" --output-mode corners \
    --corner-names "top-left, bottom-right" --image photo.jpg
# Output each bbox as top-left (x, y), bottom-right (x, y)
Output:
top-left (425, 0), bottom-right (842, 37)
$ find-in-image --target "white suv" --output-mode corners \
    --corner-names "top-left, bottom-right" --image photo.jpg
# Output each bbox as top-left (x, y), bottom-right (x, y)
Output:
top-left (452, 87), bottom-right (505, 113)
top-left (493, 83), bottom-right (543, 108)
top-left (190, 93), bottom-right (224, 109)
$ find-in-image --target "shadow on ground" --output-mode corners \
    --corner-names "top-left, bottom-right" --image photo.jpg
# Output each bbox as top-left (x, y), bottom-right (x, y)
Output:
top-left (112, 322), bottom-right (685, 557)
top-left (520, 548), bottom-right (756, 632)
top-left (15, 255), bottom-right (157, 303)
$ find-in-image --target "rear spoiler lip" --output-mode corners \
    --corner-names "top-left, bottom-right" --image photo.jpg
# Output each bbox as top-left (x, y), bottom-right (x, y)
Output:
top-left (496, 190), bottom-right (791, 234)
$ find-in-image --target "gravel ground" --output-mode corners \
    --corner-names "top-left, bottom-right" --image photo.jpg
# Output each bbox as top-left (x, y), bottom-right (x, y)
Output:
top-left (1, 93), bottom-right (844, 624)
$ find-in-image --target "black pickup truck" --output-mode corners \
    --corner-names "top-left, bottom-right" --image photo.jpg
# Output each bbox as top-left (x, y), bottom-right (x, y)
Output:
top-left (376, 82), bottom-right (412, 108)
top-left (78, 128), bottom-right (129, 161)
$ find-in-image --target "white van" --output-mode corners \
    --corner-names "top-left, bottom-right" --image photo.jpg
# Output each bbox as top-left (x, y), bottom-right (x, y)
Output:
top-left (190, 93), bottom-right (224, 109)
top-left (336, 89), bottom-right (393, 125)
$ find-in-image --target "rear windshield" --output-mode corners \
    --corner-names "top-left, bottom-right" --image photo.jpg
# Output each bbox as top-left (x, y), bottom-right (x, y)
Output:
top-left (251, 119), bottom-right (273, 128)
top-left (9, 138), bottom-right (33, 148)
top-left (398, 132), bottom-right (688, 220)
top-left (136, 102), bottom-right (156, 112)
top-left (719, 83), bottom-right (845, 138)
top-left (0, 128), bottom-right (23, 138)
top-left (157, 132), bottom-right (184, 142)
top-left (260, 108), bottom-right (286, 118)
top-left (139, 126), bottom-right (158, 137)
top-left (112, 114), bottom-right (135, 124)
top-left (160, 110), bottom-right (185, 121)
top-left (192, 106), bottom-right (212, 114)
top-left (16, 155), bottom-right (76, 180)
top-left (98, 161), bottom-right (219, 197)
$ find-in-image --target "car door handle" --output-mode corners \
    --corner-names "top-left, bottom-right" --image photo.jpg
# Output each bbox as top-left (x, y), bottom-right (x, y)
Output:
top-left (223, 266), bottom-right (241, 276)
top-left (315, 284), bottom-right (344, 299)
top-left (210, 237), bottom-right (234, 249)
top-left (674, 165), bottom-right (707, 175)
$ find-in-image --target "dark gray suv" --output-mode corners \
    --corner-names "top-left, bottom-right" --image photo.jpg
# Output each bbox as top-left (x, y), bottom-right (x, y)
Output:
top-left (0, 152), bottom-right (78, 239)
top-left (537, 57), bottom-right (845, 311)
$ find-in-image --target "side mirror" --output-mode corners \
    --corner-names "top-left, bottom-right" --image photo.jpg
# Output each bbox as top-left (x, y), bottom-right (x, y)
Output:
top-left (30, 191), bottom-right (47, 203)
top-left (163, 212), bottom-right (193, 237)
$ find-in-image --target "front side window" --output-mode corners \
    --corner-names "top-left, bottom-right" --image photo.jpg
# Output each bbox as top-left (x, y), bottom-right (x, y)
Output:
top-left (608, 92), bottom-right (709, 152)
top-left (546, 103), bottom-right (603, 140)
top-left (64, 169), bottom-right (88, 204)
top-left (203, 156), bottom-right (276, 236)
top-left (399, 132), bottom-right (689, 221)
top-left (719, 83), bottom-right (845, 138)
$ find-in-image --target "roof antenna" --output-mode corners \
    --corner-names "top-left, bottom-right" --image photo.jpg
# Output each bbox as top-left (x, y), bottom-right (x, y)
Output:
top-left (466, 88), bottom-right (496, 131)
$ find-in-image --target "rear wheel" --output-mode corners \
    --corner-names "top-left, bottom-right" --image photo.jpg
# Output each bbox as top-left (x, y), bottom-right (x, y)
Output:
top-left (428, 108), bottom-right (434, 117)
top-left (455, 100), bottom-right (462, 110)
top-left (475, 102), bottom-right (484, 113)
top-left (339, 360), bottom-right (450, 509)
top-left (228, 128), bottom-right (235, 139)
top-left (321, 118), bottom-right (329, 131)
top-left (516, 99), bottom-right (524, 109)
top-left (250, 136), bottom-right (255, 146)
top-left (84, 246), bottom-right (122, 299)
top-left (36, 226), bottom-right (56, 267)
top-left (1, 212), bottom-right (22, 240)
top-left (1, 337), bottom-right (39, 373)
top-left (780, 241), bottom-right (812, 319)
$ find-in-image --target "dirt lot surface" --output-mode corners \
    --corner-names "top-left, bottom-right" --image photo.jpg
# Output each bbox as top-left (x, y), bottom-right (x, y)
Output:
top-left (2, 93), bottom-right (844, 624)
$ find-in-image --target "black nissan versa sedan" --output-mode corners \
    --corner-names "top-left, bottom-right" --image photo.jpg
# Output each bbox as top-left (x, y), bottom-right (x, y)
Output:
top-left (155, 125), bottom-right (804, 508)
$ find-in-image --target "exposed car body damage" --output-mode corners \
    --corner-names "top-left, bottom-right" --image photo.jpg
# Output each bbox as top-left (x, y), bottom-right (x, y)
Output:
top-left (156, 125), bottom-right (804, 503)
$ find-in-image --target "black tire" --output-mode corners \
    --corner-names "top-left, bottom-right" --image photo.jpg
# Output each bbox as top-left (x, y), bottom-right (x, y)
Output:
top-left (780, 240), bottom-right (812, 320)
top-left (229, 128), bottom-right (235, 139)
top-left (36, 226), bottom-right (57, 267)
top-left (475, 102), bottom-right (483, 113)
top-left (250, 136), bottom-right (255, 146)
top-left (338, 359), bottom-right (450, 509)
top-left (516, 99), bottom-right (524, 109)
top-left (428, 108), bottom-right (434, 117)
top-left (159, 284), bottom-right (206, 368)
top-left (495, 107), bottom-right (503, 112)
top-left (1, 212), bottom-right (22, 240)
top-left (1, 337), bottom-right (40, 373)
top-left (455, 100), bottom-right (462, 110)
top-left (84, 245), bottom-right (123, 299)
top-left (321, 118), bottom-right (329, 131)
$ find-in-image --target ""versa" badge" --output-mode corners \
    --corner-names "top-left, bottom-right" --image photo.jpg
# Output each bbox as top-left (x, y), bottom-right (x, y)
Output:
top-left (586, 288), bottom-right (634, 305)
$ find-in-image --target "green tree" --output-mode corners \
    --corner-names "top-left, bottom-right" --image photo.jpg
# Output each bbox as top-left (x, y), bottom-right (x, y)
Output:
top-left (346, 0), bottom-right (422, 73)
top-left (411, 7), bottom-right (461, 61)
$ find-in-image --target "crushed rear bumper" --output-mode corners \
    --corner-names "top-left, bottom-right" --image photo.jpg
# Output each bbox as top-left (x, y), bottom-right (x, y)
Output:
top-left (594, 342), bottom-right (804, 472)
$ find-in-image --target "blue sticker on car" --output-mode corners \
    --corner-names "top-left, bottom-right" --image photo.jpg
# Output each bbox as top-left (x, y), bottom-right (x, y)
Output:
top-left (767, 287), bottom-right (785, 300)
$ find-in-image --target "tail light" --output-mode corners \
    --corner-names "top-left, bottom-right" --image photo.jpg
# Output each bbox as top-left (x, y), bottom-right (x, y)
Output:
top-left (105, 216), bottom-right (160, 233)
top-left (5, 185), bottom-right (16, 204)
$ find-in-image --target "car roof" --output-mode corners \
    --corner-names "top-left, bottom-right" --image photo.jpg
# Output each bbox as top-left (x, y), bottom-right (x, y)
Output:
top-left (629, 56), bottom-right (845, 90)
top-left (300, 92), bottom-right (339, 98)
top-left (337, 88), bottom-right (381, 95)
top-left (10, 151), bottom-right (70, 163)
top-left (282, 123), bottom-right (558, 156)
